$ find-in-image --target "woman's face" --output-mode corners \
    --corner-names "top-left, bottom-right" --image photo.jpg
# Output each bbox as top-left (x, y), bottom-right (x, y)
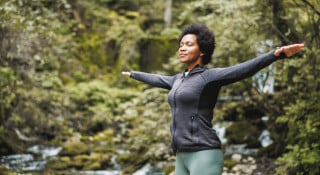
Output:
top-left (178, 34), bottom-right (202, 66)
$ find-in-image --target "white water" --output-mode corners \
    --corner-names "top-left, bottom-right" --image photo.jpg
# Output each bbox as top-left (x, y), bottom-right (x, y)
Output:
top-left (67, 170), bottom-right (121, 175)
top-left (0, 145), bottom-right (62, 171)
top-left (213, 122), bottom-right (231, 144)
top-left (1, 120), bottom-right (274, 174)
top-left (258, 129), bottom-right (273, 147)
top-left (0, 145), bottom-right (123, 174)
top-left (133, 164), bottom-right (151, 175)
top-left (214, 119), bottom-right (274, 156)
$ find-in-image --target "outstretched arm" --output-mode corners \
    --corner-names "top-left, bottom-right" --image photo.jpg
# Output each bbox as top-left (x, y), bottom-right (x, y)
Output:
top-left (207, 43), bottom-right (305, 85)
top-left (122, 71), bottom-right (176, 90)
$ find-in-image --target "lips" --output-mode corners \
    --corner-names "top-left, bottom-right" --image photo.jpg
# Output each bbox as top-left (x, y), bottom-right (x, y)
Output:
top-left (179, 53), bottom-right (187, 57)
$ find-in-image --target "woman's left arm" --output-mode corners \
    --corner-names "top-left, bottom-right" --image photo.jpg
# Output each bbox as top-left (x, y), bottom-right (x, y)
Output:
top-left (209, 43), bottom-right (304, 85)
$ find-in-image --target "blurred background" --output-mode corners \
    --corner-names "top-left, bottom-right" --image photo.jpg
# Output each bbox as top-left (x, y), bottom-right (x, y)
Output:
top-left (0, 0), bottom-right (319, 174)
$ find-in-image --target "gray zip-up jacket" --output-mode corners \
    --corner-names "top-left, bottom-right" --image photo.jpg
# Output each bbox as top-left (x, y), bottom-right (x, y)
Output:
top-left (130, 50), bottom-right (284, 153)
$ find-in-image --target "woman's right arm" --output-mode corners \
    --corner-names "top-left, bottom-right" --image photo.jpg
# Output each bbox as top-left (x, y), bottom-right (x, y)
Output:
top-left (122, 71), bottom-right (176, 90)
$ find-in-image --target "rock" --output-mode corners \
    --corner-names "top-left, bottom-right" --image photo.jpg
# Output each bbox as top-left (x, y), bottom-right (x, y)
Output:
top-left (247, 156), bottom-right (255, 164)
top-left (232, 164), bottom-right (257, 174)
top-left (231, 154), bottom-right (242, 162)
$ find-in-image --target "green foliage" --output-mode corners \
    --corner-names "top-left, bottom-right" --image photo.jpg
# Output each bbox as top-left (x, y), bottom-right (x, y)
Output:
top-left (65, 80), bottom-right (137, 133)
top-left (113, 88), bottom-right (173, 173)
top-left (275, 79), bottom-right (320, 174)
top-left (276, 144), bottom-right (320, 175)
top-left (0, 67), bottom-right (18, 122)
top-left (0, 127), bottom-right (22, 155)
top-left (139, 35), bottom-right (178, 72)
top-left (1, 0), bottom-right (319, 174)
top-left (226, 121), bottom-right (261, 148)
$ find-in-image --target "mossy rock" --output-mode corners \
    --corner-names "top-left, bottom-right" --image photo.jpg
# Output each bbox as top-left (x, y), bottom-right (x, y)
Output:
top-left (59, 141), bottom-right (89, 156)
top-left (116, 153), bottom-right (134, 165)
top-left (92, 144), bottom-right (115, 153)
top-left (82, 162), bottom-right (101, 170)
top-left (73, 154), bottom-right (91, 169)
top-left (223, 159), bottom-right (237, 170)
top-left (46, 157), bottom-right (71, 170)
top-left (86, 133), bottom-right (115, 154)
top-left (69, 153), bottom-right (112, 170)
top-left (90, 153), bottom-right (112, 167)
top-left (116, 153), bottom-right (149, 174)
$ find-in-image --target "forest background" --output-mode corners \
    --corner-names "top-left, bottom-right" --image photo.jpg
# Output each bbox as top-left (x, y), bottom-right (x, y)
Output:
top-left (0, 0), bottom-right (319, 174)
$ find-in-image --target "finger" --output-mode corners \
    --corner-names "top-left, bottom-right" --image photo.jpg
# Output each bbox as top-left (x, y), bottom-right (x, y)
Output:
top-left (122, 72), bottom-right (131, 76)
top-left (292, 44), bottom-right (304, 53)
top-left (285, 44), bottom-right (304, 57)
top-left (291, 44), bottom-right (304, 52)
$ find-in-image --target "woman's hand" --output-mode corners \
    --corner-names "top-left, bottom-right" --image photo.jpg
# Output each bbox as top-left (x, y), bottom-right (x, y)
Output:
top-left (274, 43), bottom-right (304, 57)
top-left (122, 71), bottom-right (131, 76)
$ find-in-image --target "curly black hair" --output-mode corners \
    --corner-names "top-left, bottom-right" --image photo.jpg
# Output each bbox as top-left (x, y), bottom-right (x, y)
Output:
top-left (178, 23), bottom-right (216, 65)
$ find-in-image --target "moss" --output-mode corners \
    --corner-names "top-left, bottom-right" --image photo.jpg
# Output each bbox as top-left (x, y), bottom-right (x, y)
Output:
top-left (46, 157), bottom-right (71, 170)
top-left (91, 153), bottom-right (112, 167)
top-left (116, 153), bottom-right (133, 165)
top-left (224, 159), bottom-right (237, 170)
top-left (92, 129), bottom-right (114, 144)
top-left (73, 155), bottom-right (90, 169)
top-left (83, 162), bottom-right (101, 170)
top-left (47, 153), bottom-right (112, 171)
top-left (59, 141), bottom-right (89, 156)
top-left (163, 165), bottom-right (175, 175)
top-left (116, 153), bottom-right (149, 174)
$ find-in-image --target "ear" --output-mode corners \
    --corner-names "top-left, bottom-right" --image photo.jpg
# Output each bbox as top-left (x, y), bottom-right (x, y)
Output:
top-left (200, 53), bottom-right (205, 56)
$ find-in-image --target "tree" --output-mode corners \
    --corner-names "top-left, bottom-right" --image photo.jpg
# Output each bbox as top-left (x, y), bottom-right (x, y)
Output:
top-left (257, 0), bottom-right (320, 174)
top-left (164, 0), bottom-right (173, 28)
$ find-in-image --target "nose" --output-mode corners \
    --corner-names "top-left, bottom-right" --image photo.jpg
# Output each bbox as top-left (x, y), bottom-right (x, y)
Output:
top-left (179, 45), bottom-right (186, 51)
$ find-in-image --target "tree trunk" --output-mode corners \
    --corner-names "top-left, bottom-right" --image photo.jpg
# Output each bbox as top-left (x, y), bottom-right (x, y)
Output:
top-left (164, 0), bottom-right (172, 28)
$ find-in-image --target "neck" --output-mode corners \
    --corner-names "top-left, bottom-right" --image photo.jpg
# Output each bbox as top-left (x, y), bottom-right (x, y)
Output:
top-left (187, 62), bottom-right (202, 72)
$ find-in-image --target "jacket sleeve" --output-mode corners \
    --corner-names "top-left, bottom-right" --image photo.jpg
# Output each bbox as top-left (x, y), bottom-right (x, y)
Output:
top-left (206, 50), bottom-right (285, 86)
top-left (130, 71), bottom-right (176, 90)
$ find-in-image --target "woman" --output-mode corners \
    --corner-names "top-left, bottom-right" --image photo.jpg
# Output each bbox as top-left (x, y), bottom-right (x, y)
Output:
top-left (122, 23), bottom-right (304, 175)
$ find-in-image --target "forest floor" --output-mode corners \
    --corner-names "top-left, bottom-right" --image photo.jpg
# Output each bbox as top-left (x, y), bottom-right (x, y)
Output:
top-left (222, 155), bottom-right (276, 175)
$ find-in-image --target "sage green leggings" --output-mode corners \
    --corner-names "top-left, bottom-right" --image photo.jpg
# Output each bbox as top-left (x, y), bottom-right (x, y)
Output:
top-left (175, 149), bottom-right (224, 175)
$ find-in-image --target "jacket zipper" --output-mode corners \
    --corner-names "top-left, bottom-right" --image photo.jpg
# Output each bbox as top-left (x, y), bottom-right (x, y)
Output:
top-left (191, 115), bottom-right (194, 138)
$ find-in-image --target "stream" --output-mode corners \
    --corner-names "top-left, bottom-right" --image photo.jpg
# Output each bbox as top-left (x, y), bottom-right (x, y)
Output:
top-left (1, 121), bottom-right (273, 174)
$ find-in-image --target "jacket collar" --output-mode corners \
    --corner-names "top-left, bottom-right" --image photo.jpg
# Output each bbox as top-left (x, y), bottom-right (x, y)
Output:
top-left (183, 64), bottom-right (207, 77)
